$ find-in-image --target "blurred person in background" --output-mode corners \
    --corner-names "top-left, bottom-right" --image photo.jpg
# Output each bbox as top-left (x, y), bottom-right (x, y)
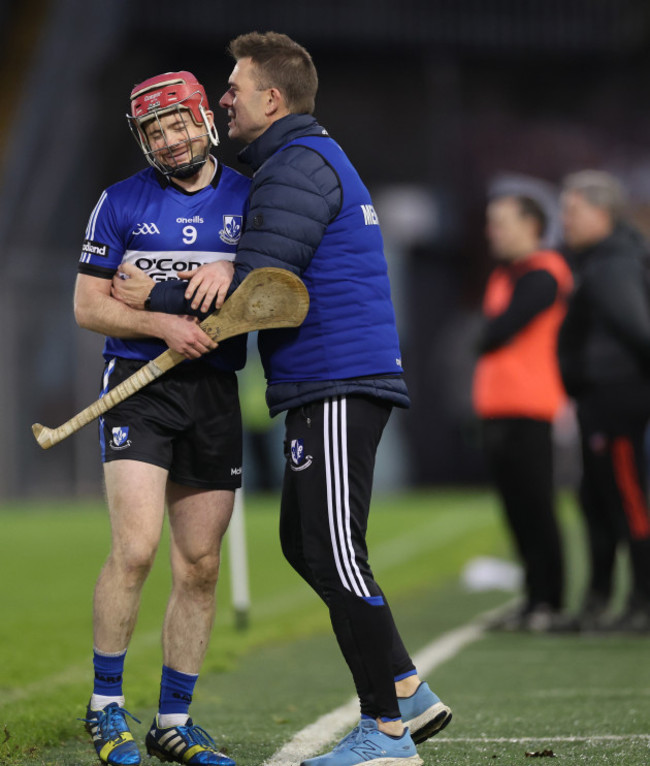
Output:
top-left (558, 170), bottom-right (650, 633)
top-left (74, 71), bottom-right (249, 765)
top-left (473, 194), bottom-right (573, 631)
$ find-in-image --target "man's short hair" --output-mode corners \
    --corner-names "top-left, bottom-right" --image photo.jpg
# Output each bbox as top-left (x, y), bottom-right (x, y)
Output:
top-left (227, 31), bottom-right (318, 115)
top-left (490, 194), bottom-right (548, 238)
top-left (562, 170), bottom-right (627, 221)
top-left (515, 195), bottom-right (548, 238)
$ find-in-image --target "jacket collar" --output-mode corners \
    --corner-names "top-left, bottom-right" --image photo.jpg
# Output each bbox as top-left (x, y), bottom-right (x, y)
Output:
top-left (570, 222), bottom-right (645, 267)
top-left (238, 114), bottom-right (329, 172)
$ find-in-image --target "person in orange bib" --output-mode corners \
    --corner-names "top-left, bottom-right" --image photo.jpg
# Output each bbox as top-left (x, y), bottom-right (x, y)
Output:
top-left (473, 193), bottom-right (573, 631)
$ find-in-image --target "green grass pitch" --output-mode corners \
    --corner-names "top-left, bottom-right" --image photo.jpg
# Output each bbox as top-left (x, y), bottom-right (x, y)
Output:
top-left (0, 490), bottom-right (648, 765)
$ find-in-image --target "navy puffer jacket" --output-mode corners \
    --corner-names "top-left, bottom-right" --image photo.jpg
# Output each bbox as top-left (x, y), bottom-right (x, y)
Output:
top-left (151, 114), bottom-right (409, 416)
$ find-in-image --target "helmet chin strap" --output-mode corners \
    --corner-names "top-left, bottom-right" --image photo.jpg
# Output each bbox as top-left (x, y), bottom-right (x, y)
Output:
top-left (169, 164), bottom-right (204, 179)
top-left (163, 149), bottom-right (210, 179)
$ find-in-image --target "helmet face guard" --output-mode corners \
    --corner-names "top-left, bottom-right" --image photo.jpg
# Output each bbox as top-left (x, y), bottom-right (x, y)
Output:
top-left (127, 72), bottom-right (219, 179)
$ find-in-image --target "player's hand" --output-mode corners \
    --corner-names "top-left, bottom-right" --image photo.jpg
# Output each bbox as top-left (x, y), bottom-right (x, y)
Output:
top-left (158, 314), bottom-right (217, 359)
top-left (112, 263), bottom-right (155, 309)
top-left (177, 260), bottom-right (235, 313)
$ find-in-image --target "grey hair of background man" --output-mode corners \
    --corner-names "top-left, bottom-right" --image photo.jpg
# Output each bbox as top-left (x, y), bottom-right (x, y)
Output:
top-left (562, 170), bottom-right (627, 222)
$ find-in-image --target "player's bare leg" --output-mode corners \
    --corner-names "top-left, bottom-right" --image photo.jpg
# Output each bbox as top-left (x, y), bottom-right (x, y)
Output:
top-left (94, 460), bottom-right (169, 653)
top-left (163, 483), bottom-right (234, 672)
top-left (84, 460), bottom-right (169, 766)
top-left (144, 483), bottom-right (236, 766)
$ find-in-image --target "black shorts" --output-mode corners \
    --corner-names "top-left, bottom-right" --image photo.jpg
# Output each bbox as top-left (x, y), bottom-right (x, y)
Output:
top-left (99, 357), bottom-right (242, 490)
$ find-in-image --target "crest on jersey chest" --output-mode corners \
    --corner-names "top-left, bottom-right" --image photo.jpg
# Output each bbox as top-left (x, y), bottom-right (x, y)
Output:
top-left (219, 214), bottom-right (242, 245)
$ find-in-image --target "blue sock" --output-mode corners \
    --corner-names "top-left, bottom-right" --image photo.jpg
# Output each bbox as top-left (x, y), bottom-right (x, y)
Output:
top-left (93, 648), bottom-right (126, 697)
top-left (394, 669), bottom-right (417, 682)
top-left (159, 665), bottom-right (198, 716)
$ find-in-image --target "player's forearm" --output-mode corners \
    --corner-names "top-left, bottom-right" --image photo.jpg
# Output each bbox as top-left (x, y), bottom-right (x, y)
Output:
top-left (75, 289), bottom-right (166, 340)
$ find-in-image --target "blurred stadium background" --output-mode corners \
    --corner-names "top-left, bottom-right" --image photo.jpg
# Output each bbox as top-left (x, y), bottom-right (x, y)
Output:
top-left (3, 0), bottom-right (650, 499)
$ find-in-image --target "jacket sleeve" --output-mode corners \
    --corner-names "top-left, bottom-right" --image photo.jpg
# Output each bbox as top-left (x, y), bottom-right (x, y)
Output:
top-left (477, 269), bottom-right (558, 354)
top-left (148, 146), bottom-right (341, 315)
top-left (585, 257), bottom-right (650, 361)
top-left (557, 294), bottom-right (587, 397)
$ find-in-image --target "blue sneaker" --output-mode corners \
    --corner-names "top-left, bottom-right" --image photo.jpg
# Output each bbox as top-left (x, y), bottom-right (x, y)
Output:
top-left (145, 715), bottom-right (235, 765)
top-left (300, 719), bottom-right (422, 765)
top-left (80, 701), bottom-right (141, 765)
top-left (398, 682), bottom-right (452, 744)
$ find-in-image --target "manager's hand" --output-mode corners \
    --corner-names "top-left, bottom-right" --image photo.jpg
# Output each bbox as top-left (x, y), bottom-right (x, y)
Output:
top-left (112, 263), bottom-right (155, 310)
top-left (177, 260), bottom-right (235, 313)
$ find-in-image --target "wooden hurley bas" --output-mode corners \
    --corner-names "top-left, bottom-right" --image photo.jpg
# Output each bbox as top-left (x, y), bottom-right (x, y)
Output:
top-left (32, 267), bottom-right (309, 450)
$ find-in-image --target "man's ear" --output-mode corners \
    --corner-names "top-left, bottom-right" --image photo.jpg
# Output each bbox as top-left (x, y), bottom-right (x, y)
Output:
top-left (265, 88), bottom-right (287, 118)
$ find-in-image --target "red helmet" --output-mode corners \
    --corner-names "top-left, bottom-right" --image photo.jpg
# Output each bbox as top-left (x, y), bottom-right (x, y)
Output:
top-left (127, 71), bottom-right (219, 178)
top-left (130, 71), bottom-right (209, 127)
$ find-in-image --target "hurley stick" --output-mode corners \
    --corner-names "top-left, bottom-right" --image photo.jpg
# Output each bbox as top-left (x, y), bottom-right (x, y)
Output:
top-left (32, 267), bottom-right (308, 449)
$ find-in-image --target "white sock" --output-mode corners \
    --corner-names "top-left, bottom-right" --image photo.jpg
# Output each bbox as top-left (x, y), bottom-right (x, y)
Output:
top-left (90, 693), bottom-right (125, 710)
top-left (158, 712), bottom-right (190, 728)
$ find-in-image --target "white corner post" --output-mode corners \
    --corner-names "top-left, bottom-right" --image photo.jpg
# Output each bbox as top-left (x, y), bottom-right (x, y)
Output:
top-left (228, 487), bottom-right (251, 630)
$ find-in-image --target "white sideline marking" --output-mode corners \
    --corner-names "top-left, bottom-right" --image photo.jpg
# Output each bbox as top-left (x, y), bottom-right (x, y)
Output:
top-left (430, 735), bottom-right (650, 744)
top-left (261, 613), bottom-right (493, 766)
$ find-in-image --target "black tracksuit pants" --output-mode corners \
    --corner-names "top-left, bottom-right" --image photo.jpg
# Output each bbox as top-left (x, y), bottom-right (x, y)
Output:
top-left (280, 395), bottom-right (415, 720)
top-left (577, 382), bottom-right (650, 608)
top-left (481, 417), bottom-right (564, 611)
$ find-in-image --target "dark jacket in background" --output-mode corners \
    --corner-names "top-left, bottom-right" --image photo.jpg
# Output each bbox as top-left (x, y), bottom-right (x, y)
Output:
top-left (558, 223), bottom-right (650, 397)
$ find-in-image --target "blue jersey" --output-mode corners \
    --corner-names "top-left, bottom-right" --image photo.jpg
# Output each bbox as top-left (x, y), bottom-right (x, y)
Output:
top-left (78, 159), bottom-right (251, 370)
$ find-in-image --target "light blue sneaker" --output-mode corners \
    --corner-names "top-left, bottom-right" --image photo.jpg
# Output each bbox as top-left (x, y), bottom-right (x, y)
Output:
top-left (80, 701), bottom-right (141, 765)
top-left (397, 682), bottom-right (452, 744)
top-left (300, 719), bottom-right (422, 765)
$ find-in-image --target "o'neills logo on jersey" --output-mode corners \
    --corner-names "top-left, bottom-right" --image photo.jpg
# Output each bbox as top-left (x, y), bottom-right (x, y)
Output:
top-left (176, 216), bottom-right (204, 224)
top-left (81, 238), bottom-right (109, 257)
